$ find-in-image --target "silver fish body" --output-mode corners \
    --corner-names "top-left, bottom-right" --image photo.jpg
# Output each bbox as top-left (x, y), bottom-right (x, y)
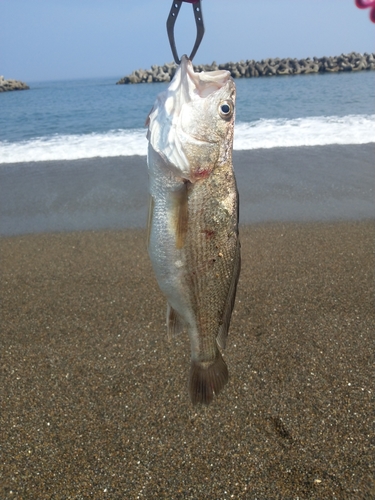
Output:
top-left (146, 56), bottom-right (240, 405)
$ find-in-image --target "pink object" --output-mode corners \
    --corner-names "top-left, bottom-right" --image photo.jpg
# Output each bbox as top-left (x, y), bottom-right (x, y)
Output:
top-left (355, 0), bottom-right (375, 22)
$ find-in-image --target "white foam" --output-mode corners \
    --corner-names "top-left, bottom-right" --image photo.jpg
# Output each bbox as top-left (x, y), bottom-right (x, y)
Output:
top-left (0, 114), bottom-right (374, 164)
top-left (234, 114), bottom-right (375, 150)
top-left (0, 129), bottom-right (148, 164)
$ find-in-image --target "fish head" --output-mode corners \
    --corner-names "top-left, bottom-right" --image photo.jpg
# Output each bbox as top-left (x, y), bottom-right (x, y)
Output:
top-left (147, 55), bottom-right (236, 181)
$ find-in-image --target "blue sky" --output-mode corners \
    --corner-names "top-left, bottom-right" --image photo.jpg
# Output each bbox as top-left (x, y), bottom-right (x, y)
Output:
top-left (1, 0), bottom-right (374, 81)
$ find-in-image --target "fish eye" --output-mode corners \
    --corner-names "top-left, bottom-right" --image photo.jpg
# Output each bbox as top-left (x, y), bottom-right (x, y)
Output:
top-left (219, 101), bottom-right (233, 120)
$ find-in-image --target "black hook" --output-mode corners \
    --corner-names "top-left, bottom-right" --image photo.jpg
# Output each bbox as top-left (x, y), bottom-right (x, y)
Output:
top-left (166, 1), bottom-right (205, 65)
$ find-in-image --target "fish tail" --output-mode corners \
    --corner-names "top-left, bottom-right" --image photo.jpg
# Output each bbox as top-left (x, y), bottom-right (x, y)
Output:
top-left (188, 350), bottom-right (228, 406)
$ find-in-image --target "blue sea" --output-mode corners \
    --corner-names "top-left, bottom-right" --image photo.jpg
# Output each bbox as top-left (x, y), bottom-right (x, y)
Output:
top-left (0, 70), bottom-right (374, 164)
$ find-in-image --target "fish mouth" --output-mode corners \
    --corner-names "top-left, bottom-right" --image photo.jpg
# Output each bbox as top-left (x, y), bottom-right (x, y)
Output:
top-left (180, 55), bottom-right (232, 98)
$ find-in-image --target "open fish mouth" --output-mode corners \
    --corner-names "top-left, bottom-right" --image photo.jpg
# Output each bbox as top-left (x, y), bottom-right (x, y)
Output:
top-left (181, 57), bottom-right (231, 98)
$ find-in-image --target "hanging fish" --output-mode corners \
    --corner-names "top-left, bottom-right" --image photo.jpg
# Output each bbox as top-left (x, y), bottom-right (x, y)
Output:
top-left (146, 55), bottom-right (240, 405)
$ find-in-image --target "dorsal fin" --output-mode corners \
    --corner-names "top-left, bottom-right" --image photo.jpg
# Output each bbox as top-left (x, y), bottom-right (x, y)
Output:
top-left (216, 237), bottom-right (241, 349)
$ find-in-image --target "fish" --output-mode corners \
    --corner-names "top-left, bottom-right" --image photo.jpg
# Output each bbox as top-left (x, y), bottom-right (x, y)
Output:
top-left (146, 55), bottom-right (240, 405)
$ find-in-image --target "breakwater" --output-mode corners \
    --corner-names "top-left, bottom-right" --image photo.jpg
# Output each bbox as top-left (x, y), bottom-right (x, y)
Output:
top-left (0, 76), bottom-right (29, 92)
top-left (117, 52), bottom-right (375, 84)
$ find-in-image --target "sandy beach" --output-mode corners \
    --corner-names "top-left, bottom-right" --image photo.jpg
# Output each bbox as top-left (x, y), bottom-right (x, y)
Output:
top-left (1, 146), bottom-right (374, 498)
top-left (1, 144), bottom-right (374, 236)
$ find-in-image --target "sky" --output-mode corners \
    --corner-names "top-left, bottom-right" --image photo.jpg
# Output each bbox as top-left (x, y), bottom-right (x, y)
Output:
top-left (1, 0), bottom-right (374, 82)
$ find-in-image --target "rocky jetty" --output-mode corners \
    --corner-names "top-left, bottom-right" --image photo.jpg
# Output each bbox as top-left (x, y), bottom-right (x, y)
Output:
top-left (117, 52), bottom-right (375, 84)
top-left (0, 76), bottom-right (29, 92)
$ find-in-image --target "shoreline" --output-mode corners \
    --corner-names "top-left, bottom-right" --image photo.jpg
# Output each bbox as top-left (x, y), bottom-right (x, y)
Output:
top-left (1, 220), bottom-right (374, 497)
top-left (1, 144), bottom-right (374, 236)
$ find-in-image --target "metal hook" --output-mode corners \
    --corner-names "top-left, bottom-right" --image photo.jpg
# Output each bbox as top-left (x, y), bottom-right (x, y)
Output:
top-left (166, 1), bottom-right (205, 65)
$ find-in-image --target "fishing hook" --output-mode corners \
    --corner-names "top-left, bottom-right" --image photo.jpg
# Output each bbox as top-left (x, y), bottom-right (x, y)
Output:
top-left (166, 0), bottom-right (205, 64)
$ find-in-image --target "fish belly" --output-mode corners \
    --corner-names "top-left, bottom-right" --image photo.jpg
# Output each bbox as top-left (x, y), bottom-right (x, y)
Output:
top-left (147, 145), bottom-right (198, 331)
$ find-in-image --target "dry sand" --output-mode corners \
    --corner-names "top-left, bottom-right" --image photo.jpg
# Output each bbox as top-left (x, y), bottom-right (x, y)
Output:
top-left (1, 220), bottom-right (374, 498)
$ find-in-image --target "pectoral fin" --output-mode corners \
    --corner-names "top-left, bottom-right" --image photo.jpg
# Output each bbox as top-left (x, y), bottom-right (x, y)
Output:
top-left (171, 181), bottom-right (189, 249)
top-left (146, 194), bottom-right (155, 250)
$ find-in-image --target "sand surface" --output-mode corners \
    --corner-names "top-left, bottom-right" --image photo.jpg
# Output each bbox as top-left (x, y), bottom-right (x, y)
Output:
top-left (1, 144), bottom-right (374, 236)
top-left (1, 220), bottom-right (374, 498)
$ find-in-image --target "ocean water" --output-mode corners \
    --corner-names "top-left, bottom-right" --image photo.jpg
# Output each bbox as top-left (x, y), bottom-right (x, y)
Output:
top-left (0, 70), bottom-right (374, 164)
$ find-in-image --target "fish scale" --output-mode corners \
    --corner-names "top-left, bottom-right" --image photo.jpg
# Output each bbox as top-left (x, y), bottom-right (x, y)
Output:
top-left (184, 167), bottom-right (239, 352)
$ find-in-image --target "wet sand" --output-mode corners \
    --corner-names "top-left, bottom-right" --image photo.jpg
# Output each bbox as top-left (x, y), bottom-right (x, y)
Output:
top-left (1, 220), bottom-right (374, 498)
top-left (1, 144), bottom-right (374, 236)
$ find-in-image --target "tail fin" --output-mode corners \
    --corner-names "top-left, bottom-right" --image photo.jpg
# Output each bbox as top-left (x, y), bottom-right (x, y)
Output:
top-left (188, 351), bottom-right (228, 406)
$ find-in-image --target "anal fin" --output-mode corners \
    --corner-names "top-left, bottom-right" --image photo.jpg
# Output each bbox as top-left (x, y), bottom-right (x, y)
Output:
top-left (167, 303), bottom-right (185, 338)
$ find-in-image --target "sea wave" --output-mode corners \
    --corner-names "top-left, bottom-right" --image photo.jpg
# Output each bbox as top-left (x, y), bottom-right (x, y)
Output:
top-left (234, 114), bottom-right (375, 150)
top-left (0, 114), bottom-right (374, 164)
